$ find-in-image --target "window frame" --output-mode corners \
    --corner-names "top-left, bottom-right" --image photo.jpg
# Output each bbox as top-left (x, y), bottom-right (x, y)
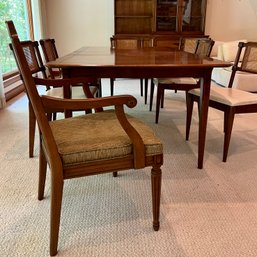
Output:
top-left (3, 0), bottom-right (34, 101)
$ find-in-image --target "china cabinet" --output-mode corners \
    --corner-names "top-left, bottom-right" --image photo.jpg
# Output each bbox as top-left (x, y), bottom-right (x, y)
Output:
top-left (113, 0), bottom-right (207, 48)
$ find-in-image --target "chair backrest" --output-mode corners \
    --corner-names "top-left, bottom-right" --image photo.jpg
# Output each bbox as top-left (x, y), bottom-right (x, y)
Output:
top-left (39, 38), bottom-right (61, 79)
top-left (179, 37), bottom-right (210, 54)
top-left (195, 39), bottom-right (215, 57)
top-left (6, 20), bottom-right (60, 161)
top-left (9, 40), bottom-right (47, 79)
top-left (228, 42), bottom-right (257, 88)
top-left (153, 36), bottom-right (180, 49)
top-left (110, 36), bottom-right (140, 49)
top-left (39, 38), bottom-right (59, 62)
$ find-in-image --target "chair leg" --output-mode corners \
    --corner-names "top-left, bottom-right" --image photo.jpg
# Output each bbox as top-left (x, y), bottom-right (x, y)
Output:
top-left (29, 102), bottom-right (36, 158)
top-left (140, 78), bottom-right (143, 97)
top-left (223, 108), bottom-right (235, 162)
top-left (155, 85), bottom-right (163, 124)
top-left (160, 89), bottom-right (164, 108)
top-left (144, 78), bottom-right (148, 104)
top-left (97, 79), bottom-right (102, 97)
top-left (110, 78), bottom-right (115, 96)
top-left (149, 79), bottom-right (155, 111)
top-left (50, 175), bottom-right (64, 256)
top-left (38, 138), bottom-right (47, 200)
top-left (185, 92), bottom-right (194, 141)
top-left (151, 163), bottom-right (162, 231)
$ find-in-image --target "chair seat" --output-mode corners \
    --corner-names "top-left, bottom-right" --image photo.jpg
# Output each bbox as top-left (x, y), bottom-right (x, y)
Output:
top-left (49, 110), bottom-right (163, 166)
top-left (45, 86), bottom-right (98, 99)
top-left (189, 86), bottom-right (257, 106)
top-left (155, 77), bottom-right (198, 85)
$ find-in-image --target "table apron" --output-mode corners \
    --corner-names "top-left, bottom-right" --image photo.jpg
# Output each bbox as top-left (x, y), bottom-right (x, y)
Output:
top-left (61, 66), bottom-right (214, 79)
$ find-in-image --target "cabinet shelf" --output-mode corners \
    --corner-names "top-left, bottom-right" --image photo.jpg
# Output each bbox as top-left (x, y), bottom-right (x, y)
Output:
top-left (116, 16), bottom-right (153, 18)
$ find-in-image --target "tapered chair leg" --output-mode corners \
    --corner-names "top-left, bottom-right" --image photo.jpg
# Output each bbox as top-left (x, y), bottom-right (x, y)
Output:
top-left (29, 102), bottom-right (36, 158)
top-left (149, 79), bottom-right (155, 111)
top-left (110, 78), bottom-right (115, 96)
top-left (50, 176), bottom-right (64, 256)
top-left (144, 78), bottom-right (148, 104)
top-left (38, 139), bottom-right (47, 200)
top-left (185, 92), bottom-right (194, 141)
top-left (160, 88), bottom-right (164, 108)
top-left (151, 162), bottom-right (162, 231)
top-left (223, 108), bottom-right (235, 162)
top-left (155, 86), bottom-right (163, 124)
top-left (140, 78), bottom-right (143, 97)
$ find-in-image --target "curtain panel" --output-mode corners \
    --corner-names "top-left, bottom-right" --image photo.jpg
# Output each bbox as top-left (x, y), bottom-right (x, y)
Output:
top-left (0, 66), bottom-right (6, 109)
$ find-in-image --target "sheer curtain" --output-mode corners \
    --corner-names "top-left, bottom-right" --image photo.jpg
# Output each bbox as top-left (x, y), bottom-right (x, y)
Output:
top-left (0, 66), bottom-right (6, 109)
top-left (31, 0), bottom-right (47, 41)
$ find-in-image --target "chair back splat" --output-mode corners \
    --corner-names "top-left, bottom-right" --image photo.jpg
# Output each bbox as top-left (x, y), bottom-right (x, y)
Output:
top-left (6, 20), bottom-right (163, 256)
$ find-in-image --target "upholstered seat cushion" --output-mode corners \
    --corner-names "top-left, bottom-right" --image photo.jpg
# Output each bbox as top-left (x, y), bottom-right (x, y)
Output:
top-left (49, 110), bottom-right (163, 166)
top-left (45, 86), bottom-right (98, 99)
top-left (154, 77), bottom-right (198, 85)
top-left (189, 85), bottom-right (257, 106)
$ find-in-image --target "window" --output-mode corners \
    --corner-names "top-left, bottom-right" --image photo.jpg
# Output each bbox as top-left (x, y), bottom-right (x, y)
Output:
top-left (0, 0), bottom-right (33, 100)
top-left (0, 0), bottom-right (32, 73)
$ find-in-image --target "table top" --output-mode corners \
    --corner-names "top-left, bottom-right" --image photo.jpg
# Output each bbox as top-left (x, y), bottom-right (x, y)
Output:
top-left (47, 47), bottom-right (231, 69)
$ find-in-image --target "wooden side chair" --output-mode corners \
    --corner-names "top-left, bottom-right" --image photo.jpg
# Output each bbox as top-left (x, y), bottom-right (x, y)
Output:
top-left (110, 36), bottom-right (150, 103)
top-left (186, 41), bottom-right (257, 162)
top-left (6, 20), bottom-right (163, 256)
top-left (149, 38), bottom-right (215, 124)
top-left (39, 38), bottom-right (61, 79)
top-left (9, 39), bottom-right (99, 158)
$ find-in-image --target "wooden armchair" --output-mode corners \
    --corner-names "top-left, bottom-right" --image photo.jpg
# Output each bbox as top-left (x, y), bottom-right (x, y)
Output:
top-left (186, 41), bottom-right (257, 162)
top-left (40, 38), bottom-right (102, 97)
top-left (149, 38), bottom-right (215, 123)
top-left (6, 20), bottom-right (163, 256)
top-left (9, 38), bottom-right (98, 158)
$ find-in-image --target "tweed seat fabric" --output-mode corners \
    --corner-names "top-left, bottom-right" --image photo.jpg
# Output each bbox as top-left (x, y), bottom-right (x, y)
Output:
top-left (189, 85), bottom-right (257, 106)
top-left (49, 110), bottom-right (163, 166)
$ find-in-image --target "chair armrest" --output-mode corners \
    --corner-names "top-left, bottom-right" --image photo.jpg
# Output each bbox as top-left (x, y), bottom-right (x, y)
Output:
top-left (41, 94), bottom-right (137, 111)
top-left (41, 95), bottom-right (145, 168)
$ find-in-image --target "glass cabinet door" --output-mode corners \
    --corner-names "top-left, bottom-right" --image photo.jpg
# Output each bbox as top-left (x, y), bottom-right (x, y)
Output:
top-left (156, 0), bottom-right (206, 33)
top-left (181, 0), bottom-right (206, 32)
top-left (156, 0), bottom-right (178, 32)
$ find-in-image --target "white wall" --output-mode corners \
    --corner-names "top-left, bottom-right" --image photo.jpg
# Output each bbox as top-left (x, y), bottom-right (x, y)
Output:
top-left (44, 0), bottom-right (257, 56)
top-left (44, 0), bottom-right (114, 55)
top-left (205, 0), bottom-right (257, 41)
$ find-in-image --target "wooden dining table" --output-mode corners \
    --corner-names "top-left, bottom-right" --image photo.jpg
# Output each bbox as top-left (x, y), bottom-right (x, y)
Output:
top-left (47, 46), bottom-right (231, 169)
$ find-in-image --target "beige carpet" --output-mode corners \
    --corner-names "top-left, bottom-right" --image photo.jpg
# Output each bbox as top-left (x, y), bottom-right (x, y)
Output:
top-left (1, 79), bottom-right (257, 257)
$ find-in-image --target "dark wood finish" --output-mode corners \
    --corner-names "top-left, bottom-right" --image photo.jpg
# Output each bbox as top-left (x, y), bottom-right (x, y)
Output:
top-left (150, 38), bottom-right (214, 124)
top-left (186, 41), bottom-right (257, 162)
top-left (7, 20), bottom-right (163, 256)
top-left (46, 46), bottom-right (230, 169)
top-left (114, 0), bottom-right (207, 49)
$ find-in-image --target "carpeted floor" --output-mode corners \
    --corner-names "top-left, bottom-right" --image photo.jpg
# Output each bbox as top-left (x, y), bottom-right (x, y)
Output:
top-left (1, 79), bottom-right (257, 257)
